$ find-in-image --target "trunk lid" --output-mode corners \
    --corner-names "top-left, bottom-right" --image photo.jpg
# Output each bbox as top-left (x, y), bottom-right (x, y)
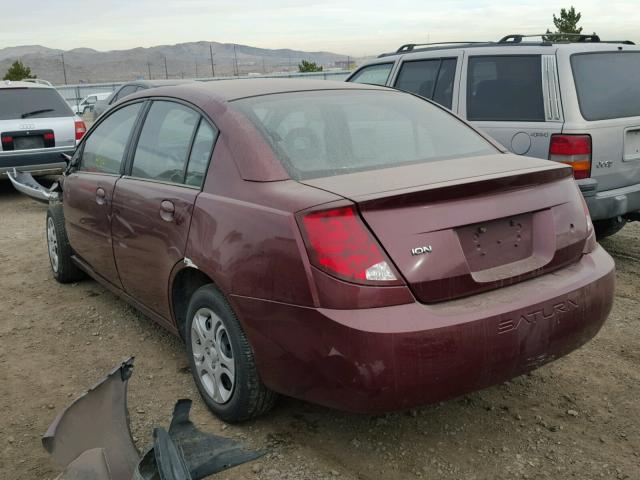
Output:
top-left (301, 154), bottom-right (589, 303)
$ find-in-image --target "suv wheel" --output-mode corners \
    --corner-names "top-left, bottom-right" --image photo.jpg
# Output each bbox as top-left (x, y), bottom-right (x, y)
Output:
top-left (185, 284), bottom-right (277, 422)
top-left (46, 204), bottom-right (85, 283)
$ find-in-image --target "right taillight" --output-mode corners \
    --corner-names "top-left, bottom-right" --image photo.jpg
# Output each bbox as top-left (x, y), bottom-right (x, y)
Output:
top-left (298, 205), bottom-right (400, 285)
top-left (75, 120), bottom-right (87, 141)
top-left (549, 134), bottom-right (592, 180)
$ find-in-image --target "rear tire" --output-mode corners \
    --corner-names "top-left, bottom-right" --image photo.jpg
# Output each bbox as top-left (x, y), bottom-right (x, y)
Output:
top-left (46, 203), bottom-right (84, 283)
top-left (185, 284), bottom-right (277, 422)
top-left (594, 217), bottom-right (625, 240)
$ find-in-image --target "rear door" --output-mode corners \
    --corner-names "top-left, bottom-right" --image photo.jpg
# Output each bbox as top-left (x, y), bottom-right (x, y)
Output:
top-left (64, 102), bottom-right (144, 286)
top-left (111, 99), bottom-right (218, 320)
top-left (389, 51), bottom-right (463, 111)
top-left (459, 49), bottom-right (563, 158)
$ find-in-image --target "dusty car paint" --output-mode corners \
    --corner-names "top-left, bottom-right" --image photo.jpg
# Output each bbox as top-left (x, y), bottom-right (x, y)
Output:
top-left (21, 79), bottom-right (615, 415)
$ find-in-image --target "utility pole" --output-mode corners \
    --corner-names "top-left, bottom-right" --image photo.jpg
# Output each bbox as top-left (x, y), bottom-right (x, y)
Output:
top-left (209, 44), bottom-right (215, 77)
top-left (262, 58), bottom-right (266, 74)
top-left (195, 60), bottom-right (198, 78)
top-left (61, 53), bottom-right (68, 85)
top-left (233, 44), bottom-right (239, 76)
top-left (180, 71), bottom-right (184, 79)
top-left (147, 62), bottom-right (152, 80)
top-left (163, 56), bottom-right (168, 79)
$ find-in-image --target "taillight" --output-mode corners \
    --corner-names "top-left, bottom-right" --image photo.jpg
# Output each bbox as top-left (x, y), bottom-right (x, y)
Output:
top-left (298, 205), bottom-right (399, 284)
top-left (1, 135), bottom-right (13, 150)
top-left (75, 120), bottom-right (87, 141)
top-left (43, 132), bottom-right (54, 141)
top-left (549, 134), bottom-right (591, 180)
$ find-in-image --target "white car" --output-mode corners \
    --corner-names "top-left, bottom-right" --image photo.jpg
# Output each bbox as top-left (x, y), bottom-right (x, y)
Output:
top-left (72, 92), bottom-right (111, 115)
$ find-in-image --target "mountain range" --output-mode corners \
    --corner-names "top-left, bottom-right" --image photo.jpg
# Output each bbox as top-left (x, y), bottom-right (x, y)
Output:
top-left (0, 42), bottom-right (352, 85)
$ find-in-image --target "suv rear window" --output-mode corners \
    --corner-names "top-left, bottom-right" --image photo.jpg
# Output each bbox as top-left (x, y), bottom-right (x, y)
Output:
top-left (0, 88), bottom-right (73, 120)
top-left (233, 90), bottom-right (496, 180)
top-left (467, 56), bottom-right (545, 122)
top-left (572, 52), bottom-right (640, 121)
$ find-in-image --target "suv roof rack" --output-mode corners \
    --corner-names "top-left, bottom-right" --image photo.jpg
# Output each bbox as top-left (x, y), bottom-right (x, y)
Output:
top-left (20, 78), bottom-right (53, 86)
top-left (380, 34), bottom-right (636, 57)
top-left (396, 41), bottom-right (489, 53)
top-left (499, 33), bottom-right (635, 45)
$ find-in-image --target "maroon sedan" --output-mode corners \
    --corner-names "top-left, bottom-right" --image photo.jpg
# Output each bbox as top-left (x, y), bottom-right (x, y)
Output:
top-left (44, 79), bottom-right (615, 422)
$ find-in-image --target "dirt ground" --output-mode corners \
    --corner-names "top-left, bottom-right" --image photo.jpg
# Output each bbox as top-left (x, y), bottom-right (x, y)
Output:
top-left (0, 178), bottom-right (638, 480)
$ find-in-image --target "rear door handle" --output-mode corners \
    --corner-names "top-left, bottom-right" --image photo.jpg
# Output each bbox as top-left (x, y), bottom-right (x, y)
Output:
top-left (160, 200), bottom-right (175, 222)
top-left (96, 187), bottom-right (106, 205)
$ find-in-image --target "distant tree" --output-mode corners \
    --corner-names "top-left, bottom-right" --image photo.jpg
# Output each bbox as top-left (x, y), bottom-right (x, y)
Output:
top-left (298, 60), bottom-right (323, 73)
top-left (3, 60), bottom-right (36, 81)
top-left (545, 6), bottom-right (586, 42)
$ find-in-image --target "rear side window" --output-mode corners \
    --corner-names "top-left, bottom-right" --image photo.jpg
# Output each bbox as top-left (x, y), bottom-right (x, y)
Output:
top-left (467, 56), bottom-right (544, 122)
top-left (572, 52), bottom-right (640, 121)
top-left (0, 88), bottom-right (73, 120)
top-left (81, 103), bottom-right (142, 174)
top-left (131, 101), bottom-right (200, 184)
top-left (394, 58), bottom-right (457, 109)
top-left (233, 90), bottom-right (496, 180)
top-left (186, 120), bottom-right (217, 187)
top-left (349, 63), bottom-right (393, 86)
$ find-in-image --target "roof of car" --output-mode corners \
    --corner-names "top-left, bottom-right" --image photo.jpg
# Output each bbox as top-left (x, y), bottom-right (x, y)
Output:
top-left (144, 78), bottom-right (387, 102)
top-left (0, 80), bottom-right (54, 89)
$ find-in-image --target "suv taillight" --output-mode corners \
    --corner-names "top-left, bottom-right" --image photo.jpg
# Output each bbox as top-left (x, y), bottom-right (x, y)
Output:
top-left (75, 120), bottom-right (87, 141)
top-left (549, 134), bottom-right (591, 180)
top-left (298, 205), bottom-right (399, 284)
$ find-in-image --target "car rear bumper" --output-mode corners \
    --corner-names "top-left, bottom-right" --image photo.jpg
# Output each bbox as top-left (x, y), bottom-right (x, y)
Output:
top-left (578, 178), bottom-right (640, 220)
top-left (0, 147), bottom-right (72, 176)
top-left (231, 245), bottom-right (615, 413)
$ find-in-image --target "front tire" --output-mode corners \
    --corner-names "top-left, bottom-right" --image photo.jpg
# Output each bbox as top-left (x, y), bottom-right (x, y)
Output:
top-left (185, 284), bottom-right (277, 422)
top-left (46, 204), bottom-right (84, 283)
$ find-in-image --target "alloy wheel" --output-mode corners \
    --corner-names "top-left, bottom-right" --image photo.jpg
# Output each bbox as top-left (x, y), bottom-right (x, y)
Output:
top-left (191, 307), bottom-right (236, 404)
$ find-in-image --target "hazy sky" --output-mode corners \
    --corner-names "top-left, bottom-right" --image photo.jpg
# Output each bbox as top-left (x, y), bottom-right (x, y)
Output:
top-left (2, 1), bottom-right (638, 56)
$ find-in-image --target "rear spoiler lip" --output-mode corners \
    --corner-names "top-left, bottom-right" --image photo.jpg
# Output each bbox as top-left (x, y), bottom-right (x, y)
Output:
top-left (354, 164), bottom-right (573, 210)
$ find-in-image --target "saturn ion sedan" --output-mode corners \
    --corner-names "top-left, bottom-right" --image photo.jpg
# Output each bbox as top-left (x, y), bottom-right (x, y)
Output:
top-left (43, 79), bottom-right (614, 422)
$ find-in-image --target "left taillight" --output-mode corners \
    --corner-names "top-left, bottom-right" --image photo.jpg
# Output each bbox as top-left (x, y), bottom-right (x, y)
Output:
top-left (549, 134), bottom-right (591, 180)
top-left (297, 205), bottom-right (400, 284)
top-left (75, 120), bottom-right (87, 141)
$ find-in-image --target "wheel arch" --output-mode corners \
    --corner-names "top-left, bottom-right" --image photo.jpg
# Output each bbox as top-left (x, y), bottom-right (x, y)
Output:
top-left (170, 265), bottom-right (218, 340)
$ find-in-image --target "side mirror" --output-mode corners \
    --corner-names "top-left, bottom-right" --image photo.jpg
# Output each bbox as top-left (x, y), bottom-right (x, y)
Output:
top-left (61, 153), bottom-right (72, 164)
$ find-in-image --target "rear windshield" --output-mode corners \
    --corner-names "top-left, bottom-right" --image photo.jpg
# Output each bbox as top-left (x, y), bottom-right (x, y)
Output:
top-left (572, 52), bottom-right (640, 121)
top-left (233, 90), bottom-right (497, 180)
top-left (0, 88), bottom-right (73, 120)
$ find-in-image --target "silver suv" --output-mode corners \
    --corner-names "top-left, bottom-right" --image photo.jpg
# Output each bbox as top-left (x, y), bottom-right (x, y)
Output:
top-left (0, 80), bottom-right (85, 176)
top-left (348, 34), bottom-right (640, 237)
